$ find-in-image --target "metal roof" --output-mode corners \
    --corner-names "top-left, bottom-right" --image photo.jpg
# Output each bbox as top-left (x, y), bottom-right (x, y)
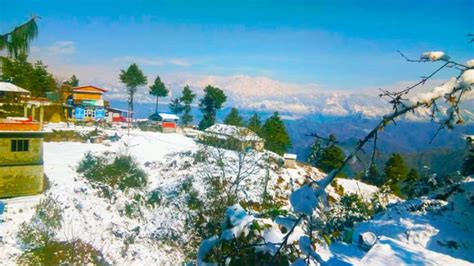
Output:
top-left (0, 82), bottom-right (30, 94)
top-left (158, 113), bottom-right (179, 120)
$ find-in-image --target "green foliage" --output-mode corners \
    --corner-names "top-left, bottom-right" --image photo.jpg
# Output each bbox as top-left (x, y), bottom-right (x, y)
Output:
top-left (77, 152), bottom-right (147, 193)
top-left (169, 97), bottom-right (184, 115)
top-left (149, 75), bottom-right (169, 114)
top-left (63, 74), bottom-right (79, 87)
top-left (223, 107), bottom-right (244, 126)
top-left (0, 54), bottom-right (57, 97)
top-left (206, 235), bottom-right (293, 265)
top-left (383, 153), bottom-right (408, 195)
top-left (17, 240), bottom-right (106, 265)
top-left (198, 85), bottom-right (227, 130)
top-left (401, 168), bottom-right (421, 198)
top-left (119, 63), bottom-right (147, 117)
top-left (461, 140), bottom-right (474, 176)
top-left (321, 194), bottom-right (372, 240)
top-left (146, 189), bottom-right (162, 208)
top-left (319, 145), bottom-right (345, 173)
top-left (361, 165), bottom-right (385, 186)
top-left (180, 85), bottom-right (196, 126)
top-left (18, 197), bottom-right (62, 250)
top-left (261, 112), bottom-right (292, 155)
top-left (308, 134), bottom-right (345, 174)
top-left (184, 169), bottom-right (237, 259)
top-left (0, 16), bottom-right (38, 58)
top-left (246, 112), bottom-right (262, 135)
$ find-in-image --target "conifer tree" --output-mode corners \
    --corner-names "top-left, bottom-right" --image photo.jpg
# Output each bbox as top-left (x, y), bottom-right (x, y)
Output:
top-left (313, 134), bottom-right (345, 173)
top-left (401, 168), bottom-right (420, 198)
top-left (149, 75), bottom-right (169, 114)
top-left (461, 137), bottom-right (474, 176)
top-left (383, 153), bottom-right (408, 195)
top-left (247, 113), bottom-right (262, 135)
top-left (119, 63), bottom-right (147, 120)
top-left (64, 74), bottom-right (79, 87)
top-left (180, 85), bottom-right (196, 126)
top-left (0, 16), bottom-right (38, 58)
top-left (261, 112), bottom-right (291, 155)
top-left (362, 164), bottom-right (384, 186)
top-left (198, 85), bottom-right (227, 130)
top-left (169, 98), bottom-right (184, 115)
top-left (0, 54), bottom-right (56, 97)
top-left (307, 138), bottom-right (322, 166)
top-left (223, 107), bottom-right (244, 126)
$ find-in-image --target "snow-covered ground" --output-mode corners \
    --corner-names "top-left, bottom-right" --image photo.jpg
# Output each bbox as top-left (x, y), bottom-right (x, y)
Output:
top-left (0, 124), bottom-right (473, 265)
top-left (0, 124), bottom-right (321, 264)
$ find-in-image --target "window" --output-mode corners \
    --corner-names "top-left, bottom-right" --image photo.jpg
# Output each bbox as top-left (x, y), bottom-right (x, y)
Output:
top-left (11, 139), bottom-right (29, 152)
top-left (85, 108), bottom-right (96, 118)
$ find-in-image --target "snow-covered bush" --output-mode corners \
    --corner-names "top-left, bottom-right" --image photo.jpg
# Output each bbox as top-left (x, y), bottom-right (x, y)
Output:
top-left (17, 196), bottom-right (105, 264)
top-left (77, 152), bottom-right (147, 193)
top-left (320, 194), bottom-right (372, 241)
top-left (18, 197), bottom-right (62, 250)
top-left (17, 239), bottom-right (106, 265)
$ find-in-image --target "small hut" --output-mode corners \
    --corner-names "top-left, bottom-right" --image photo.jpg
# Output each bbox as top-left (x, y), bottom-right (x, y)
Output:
top-left (106, 107), bottom-right (130, 123)
top-left (283, 153), bottom-right (297, 168)
top-left (0, 82), bottom-right (30, 102)
top-left (158, 113), bottom-right (179, 133)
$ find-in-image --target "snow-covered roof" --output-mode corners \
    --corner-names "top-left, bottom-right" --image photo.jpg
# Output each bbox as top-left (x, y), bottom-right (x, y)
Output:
top-left (0, 82), bottom-right (30, 94)
top-left (205, 123), bottom-right (263, 142)
top-left (284, 153), bottom-right (297, 160)
top-left (158, 113), bottom-right (179, 121)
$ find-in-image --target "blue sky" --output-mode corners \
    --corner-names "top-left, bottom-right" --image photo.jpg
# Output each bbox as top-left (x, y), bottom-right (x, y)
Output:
top-left (1, 0), bottom-right (473, 94)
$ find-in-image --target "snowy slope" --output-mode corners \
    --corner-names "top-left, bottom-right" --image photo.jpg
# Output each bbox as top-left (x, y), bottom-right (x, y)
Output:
top-left (0, 124), bottom-right (322, 264)
top-left (1, 124), bottom-right (472, 265)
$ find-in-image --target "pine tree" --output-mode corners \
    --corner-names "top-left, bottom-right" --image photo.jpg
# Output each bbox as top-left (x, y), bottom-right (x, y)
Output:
top-left (198, 85), bottom-right (227, 130)
top-left (316, 141), bottom-right (345, 173)
top-left (64, 74), bottom-right (79, 87)
top-left (223, 107), bottom-right (244, 126)
top-left (169, 98), bottom-right (184, 115)
top-left (0, 16), bottom-right (38, 58)
top-left (149, 75), bottom-right (169, 114)
top-left (119, 63), bottom-right (147, 120)
top-left (247, 113), bottom-right (262, 135)
top-left (180, 85), bottom-right (196, 126)
top-left (0, 54), bottom-right (56, 97)
top-left (307, 138), bottom-right (322, 165)
top-left (307, 134), bottom-right (345, 174)
top-left (461, 137), bottom-right (474, 176)
top-left (261, 112), bottom-right (292, 155)
top-left (383, 153), bottom-right (408, 195)
top-left (401, 168), bottom-right (420, 198)
top-left (360, 164), bottom-right (384, 186)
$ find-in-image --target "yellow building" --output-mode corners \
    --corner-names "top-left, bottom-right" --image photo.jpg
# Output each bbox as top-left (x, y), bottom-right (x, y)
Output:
top-left (64, 85), bottom-right (108, 121)
top-left (0, 119), bottom-right (45, 198)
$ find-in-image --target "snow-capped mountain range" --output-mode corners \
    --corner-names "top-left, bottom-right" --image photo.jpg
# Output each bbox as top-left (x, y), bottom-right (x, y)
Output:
top-left (102, 74), bottom-right (474, 122)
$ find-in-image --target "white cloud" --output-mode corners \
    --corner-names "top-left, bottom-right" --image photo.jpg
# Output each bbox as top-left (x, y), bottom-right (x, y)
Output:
top-left (47, 41), bottom-right (76, 55)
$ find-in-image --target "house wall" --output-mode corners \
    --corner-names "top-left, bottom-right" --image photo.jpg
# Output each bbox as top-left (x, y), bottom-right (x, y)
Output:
top-left (0, 133), bottom-right (44, 198)
top-left (0, 164), bottom-right (44, 198)
top-left (73, 92), bottom-right (102, 101)
top-left (285, 159), bottom-right (297, 168)
top-left (0, 137), bottom-right (43, 165)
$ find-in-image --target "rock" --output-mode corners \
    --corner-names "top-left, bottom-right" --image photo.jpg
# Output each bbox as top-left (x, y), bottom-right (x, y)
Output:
top-left (359, 232), bottom-right (377, 251)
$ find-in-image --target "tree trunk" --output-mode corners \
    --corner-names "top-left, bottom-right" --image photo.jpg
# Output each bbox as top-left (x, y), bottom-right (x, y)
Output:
top-left (155, 96), bottom-right (159, 114)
